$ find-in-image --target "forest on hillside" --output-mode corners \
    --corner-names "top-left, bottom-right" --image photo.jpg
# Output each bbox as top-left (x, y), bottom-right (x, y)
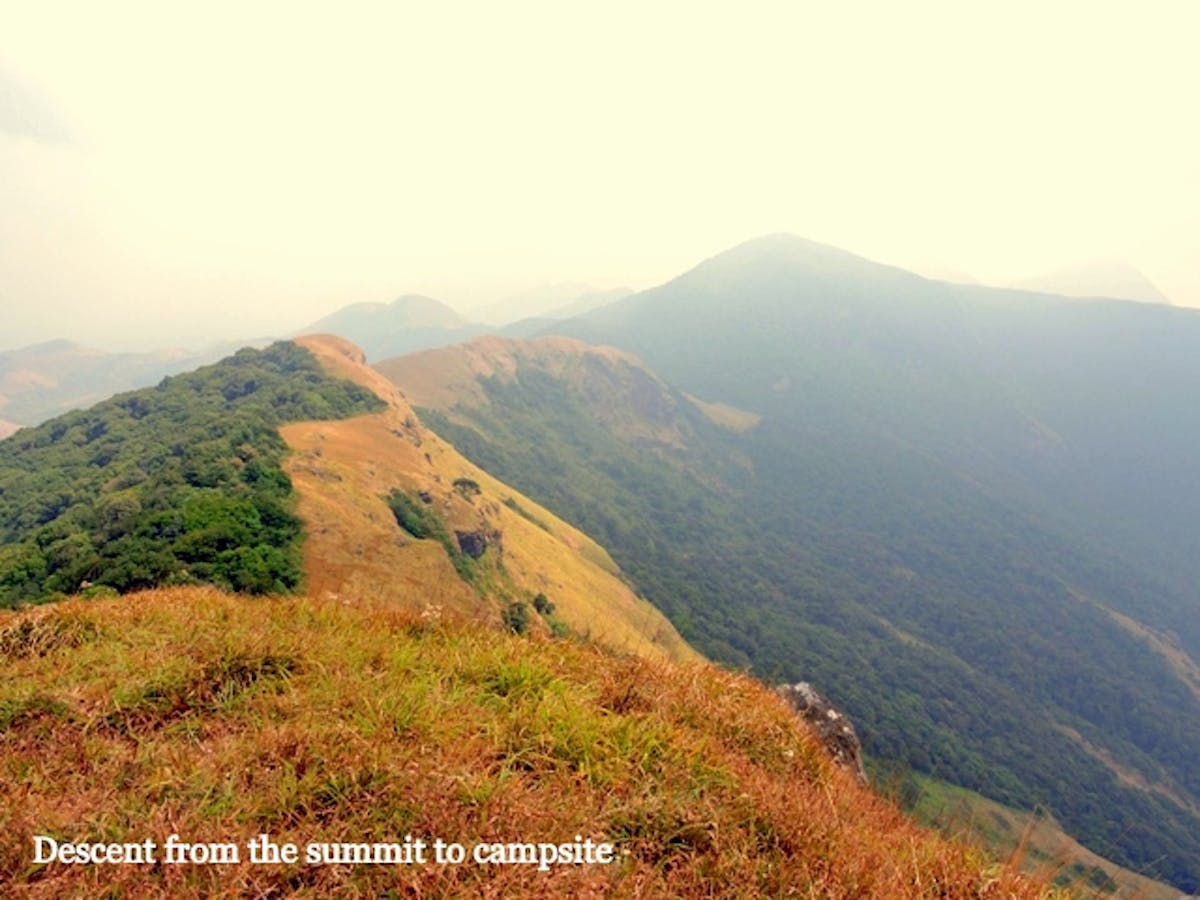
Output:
top-left (0, 342), bottom-right (383, 607)
top-left (414, 351), bottom-right (1200, 890)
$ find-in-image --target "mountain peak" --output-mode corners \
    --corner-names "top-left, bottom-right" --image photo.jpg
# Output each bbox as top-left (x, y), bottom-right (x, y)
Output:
top-left (297, 294), bottom-right (482, 361)
top-left (386, 293), bottom-right (468, 323)
top-left (678, 234), bottom-right (927, 293)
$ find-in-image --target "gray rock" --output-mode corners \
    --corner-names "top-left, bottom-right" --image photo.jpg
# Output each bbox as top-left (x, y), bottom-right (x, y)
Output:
top-left (776, 682), bottom-right (868, 782)
top-left (455, 529), bottom-right (493, 559)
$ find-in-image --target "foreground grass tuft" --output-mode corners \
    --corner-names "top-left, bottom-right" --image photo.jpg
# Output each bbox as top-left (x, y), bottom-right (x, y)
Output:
top-left (0, 587), bottom-right (1054, 897)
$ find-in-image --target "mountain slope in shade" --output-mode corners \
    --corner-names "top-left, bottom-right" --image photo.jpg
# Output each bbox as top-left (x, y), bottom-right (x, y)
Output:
top-left (551, 234), bottom-right (1200, 654)
top-left (297, 294), bottom-right (490, 361)
top-left (286, 334), bottom-right (694, 662)
top-left (1011, 260), bottom-right (1172, 305)
top-left (377, 330), bottom-right (1200, 892)
top-left (439, 235), bottom-right (1200, 890)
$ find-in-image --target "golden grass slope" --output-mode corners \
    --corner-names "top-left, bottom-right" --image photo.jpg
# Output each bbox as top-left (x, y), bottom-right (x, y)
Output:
top-left (376, 334), bottom-right (759, 448)
top-left (0, 588), bottom-right (1052, 898)
top-left (374, 335), bottom-right (630, 411)
top-left (283, 335), bottom-right (693, 663)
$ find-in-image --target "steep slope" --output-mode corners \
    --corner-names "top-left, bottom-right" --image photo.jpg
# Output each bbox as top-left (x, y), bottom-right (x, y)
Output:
top-left (0, 335), bottom-right (690, 665)
top-left (377, 241), bottom-right (1200, 890)
top-left (376, 335), bottom-right (769, 661)
top-left (285, 335), bottom-right (693, 663)
top-left (298, 295), bottom-right (490, 361)
top-left (0, 587), bottom-right (1048, 897)
top-left (553, 235), bottom-right (1200, 642)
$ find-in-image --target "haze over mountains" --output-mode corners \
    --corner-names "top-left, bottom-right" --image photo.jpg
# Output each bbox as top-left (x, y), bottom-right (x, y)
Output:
top-left (3, 245), bottom-right (1170, 431)
top-left (378, 234), bottom-right (1200, 890)
top-left (1010, 260), bottom-right (1173, 305)
top-left (4, 233), bottom-right (1200, 891)
top-left (550, 235), bottom-right (1200, 636)
top-left (2, 289), bottom-right (599, 428)
top-left (0, 338), bottom-right (271, 429)
top-left (468, 284), bottom-right (635, 325)
top-left (295, 294), bottom-right (491, 362)
top-left (294, 287), bottom-right (635, 362)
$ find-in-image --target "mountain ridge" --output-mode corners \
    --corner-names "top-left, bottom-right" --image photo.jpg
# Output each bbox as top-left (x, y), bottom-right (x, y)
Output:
top-left (285, 334), bottom-right (694, 661)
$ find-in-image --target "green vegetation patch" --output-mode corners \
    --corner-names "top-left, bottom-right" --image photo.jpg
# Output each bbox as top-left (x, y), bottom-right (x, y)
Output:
top-left (0, 342), bottom-right (384, 607)
top-left (385, 489), bottom-right (442, 542)
top-left (452, 477), bottom-right (481, 499)
top-left (502, 496), bottom-right (550, 531)
top-left (384, 488), bottom-right (484, 589)
top-left (0, 692), bottom-right (70, 733)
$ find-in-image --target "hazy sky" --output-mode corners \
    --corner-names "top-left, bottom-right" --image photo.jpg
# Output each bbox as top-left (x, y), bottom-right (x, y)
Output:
top-left (3, 1), bottom-right (1197, 351)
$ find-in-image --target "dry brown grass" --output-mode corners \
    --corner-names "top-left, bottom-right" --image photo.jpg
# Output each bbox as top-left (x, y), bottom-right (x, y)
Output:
top-left (283, 335), bottom-right (694, 663)
top-left (374, 335), bottom-right (639, 411)
top-left (376, 335), bottom-right (697, 449)
top-left (1, 587), bottom-right (1056, 898)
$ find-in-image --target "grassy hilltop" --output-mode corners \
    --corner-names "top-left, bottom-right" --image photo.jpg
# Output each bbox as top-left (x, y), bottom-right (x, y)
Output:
top-left (0, 587), bottom-right (1048, 898)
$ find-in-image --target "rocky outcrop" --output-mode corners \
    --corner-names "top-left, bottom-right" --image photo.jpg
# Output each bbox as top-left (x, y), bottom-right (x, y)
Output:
top-left (455, 528), bottom-right (499, 559)
top-left (777, 682), bottom-right (867, 782)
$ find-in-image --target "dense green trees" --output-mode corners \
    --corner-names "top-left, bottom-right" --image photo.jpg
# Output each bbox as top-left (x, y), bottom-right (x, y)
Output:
top-left (0, 342), bottom-right (383, 607)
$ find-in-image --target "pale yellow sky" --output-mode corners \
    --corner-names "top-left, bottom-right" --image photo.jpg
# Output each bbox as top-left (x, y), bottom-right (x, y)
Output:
top-left (2, 1), bottom-right (1197, 351)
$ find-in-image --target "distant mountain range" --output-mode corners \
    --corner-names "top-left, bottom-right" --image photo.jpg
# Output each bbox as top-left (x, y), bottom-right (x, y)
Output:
top-left (1, 287), bottom-right (637, 428)
top-left (1010, 260), bottom-right (1172, 305)
top-left (295, 294), bottom-right (490, 361)
top-left (470, 283), bottom-right (634, 325)
top-left (298, 287), bottom-right (635, 362)
top-left (0, 338), bottom-right (268, 428)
